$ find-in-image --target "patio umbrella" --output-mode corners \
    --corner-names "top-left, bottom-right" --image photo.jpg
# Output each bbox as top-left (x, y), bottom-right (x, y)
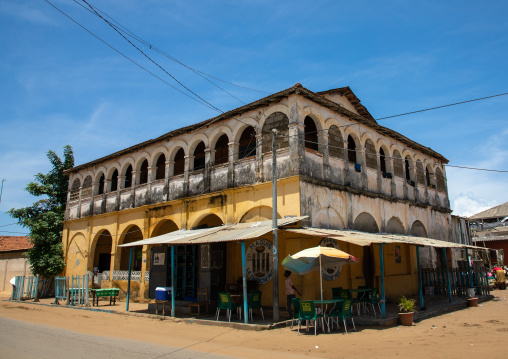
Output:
top-left (282, 246), bottom-right (359, 301)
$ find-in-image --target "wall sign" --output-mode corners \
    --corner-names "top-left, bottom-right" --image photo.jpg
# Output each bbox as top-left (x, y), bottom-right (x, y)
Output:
top-left (153, 253), bottom-right (165, 265)
top-left (320, 238), bottom-right (343, 281)
top-left (246, 239), bottom-right (274, 284)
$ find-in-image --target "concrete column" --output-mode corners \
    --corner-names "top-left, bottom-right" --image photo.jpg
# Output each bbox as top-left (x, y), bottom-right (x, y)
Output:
top-left (402, 161), bottom-right (409, 199)
top-left (165, 160), bottom-right (173, 202)
top-left (204, 148), bottom-right (211, 193)
top-left (433, 171), bottom-right (440, 206)
top-left (77, 186), bottom-right (83, 218)
top-left (184, 155), bottom-right (192, 196)
top-left (288, 100), bottom-right (304, 177)
top-left (386, 154), bottom-right (396, 197)
top-left (65, 190), bottom-right (71, 219)
top-left (288, 123), bottom-right (304, 177)
top-left (116, 176), bottom-right (124, 211)
top-left (131, 170), bottom-right (139, 208)
top-left (255, 133), bottom-right (263, 182)
top-left (359, 146), bottom-right (368, 190)
top-left (376, 148), bottom-right (382, 193)
top-left (442, 166), bottom-right (450, 208)
top-left (322, 130), bottom-right (330, 181)
top-left (228, 142), bottom-right (235, 187)
top-left (343, 143), bottom-right (350, 186)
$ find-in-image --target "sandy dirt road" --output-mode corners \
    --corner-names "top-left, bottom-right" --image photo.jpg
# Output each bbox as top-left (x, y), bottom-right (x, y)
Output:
top-left (1, 291), bottom-right (507, 359)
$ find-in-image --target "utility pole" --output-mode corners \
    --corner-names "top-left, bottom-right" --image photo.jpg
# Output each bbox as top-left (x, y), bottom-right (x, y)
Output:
top-left (0, 179), bottom-right (6, 204)
top-left (272, 129), bottom-right (279, 322)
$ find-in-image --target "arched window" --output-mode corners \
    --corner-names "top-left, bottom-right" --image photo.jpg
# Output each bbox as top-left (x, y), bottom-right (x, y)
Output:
top-left (393, 150), bottom-right (403, 177)
top-left (70, 179), bottom-right (81, 201)
top-left (110, 169), bottom-right (118, 192)
top-left (82, 176), bottom-right (92, 198)
top-left (405, 157), bottom-right (412, 181)
top-left (261, 112), bottom-right (289, 153)
top-left (98, 174), bottom-right (105, 195)
top-left (139, 159), bottom-right (148, 184)
top-left (155, 154), bottom-right (166, 180)
top-left (193, 142), bottom-right (206, 170)
top-left (214, 134), bottom-right (229, 165)
top-left (239, 126), bottom-right (256, 159)
top-left (328, 125), bottom-right (344, 159)
top-left (304, 116), bottom-right (319, 151)
top-left (365, 139), bottom-right (377, 169)
top-left (425, 167), bottom-right (431, 186)
top-left (124, 165), bottom-right (133, 188)
top-left (173, 148), bottom-right (185, 176)
top-left (347, 135), bottom-right (357, 163)
top-left (380, 148), bottom-right (387, 174)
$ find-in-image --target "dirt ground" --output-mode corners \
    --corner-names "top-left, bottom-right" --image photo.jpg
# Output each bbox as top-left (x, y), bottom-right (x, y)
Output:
top-left (1, 290), bottom-right (507, 359)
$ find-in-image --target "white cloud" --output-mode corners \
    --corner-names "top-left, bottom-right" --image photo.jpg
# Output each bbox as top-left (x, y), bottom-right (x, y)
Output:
top-left (451, 192), bottom-right (499, 217)
top-left (448, 128), bottom-right (508, 216)
top-left (0, 2), bottom-right (55, 26)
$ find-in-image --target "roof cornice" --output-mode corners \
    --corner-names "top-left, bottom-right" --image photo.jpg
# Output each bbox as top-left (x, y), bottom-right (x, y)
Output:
top-left (66, 83), bottom-right (447, 173)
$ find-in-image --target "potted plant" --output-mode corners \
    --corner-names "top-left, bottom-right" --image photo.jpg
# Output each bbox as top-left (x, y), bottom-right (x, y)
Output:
top-left (398, 296), bottom-right (416, 326)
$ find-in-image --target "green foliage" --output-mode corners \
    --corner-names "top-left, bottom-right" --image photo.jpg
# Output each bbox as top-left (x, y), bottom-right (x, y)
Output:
top-left (398, 296), bottom-right (416, 313)
top-left (8, 146), bottom-right (74, 278)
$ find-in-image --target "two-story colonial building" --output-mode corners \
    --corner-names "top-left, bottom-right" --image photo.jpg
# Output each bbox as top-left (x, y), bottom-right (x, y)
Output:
top-left (62, 83), bottom-right (459, 306)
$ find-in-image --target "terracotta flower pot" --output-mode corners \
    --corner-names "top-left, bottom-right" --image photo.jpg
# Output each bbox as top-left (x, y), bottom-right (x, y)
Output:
top-left (398, 312), bottom-right (414, 326)
top-left (467, 297), bottom-right (478, 307)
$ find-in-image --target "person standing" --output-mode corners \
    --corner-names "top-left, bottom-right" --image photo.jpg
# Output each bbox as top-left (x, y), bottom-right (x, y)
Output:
top-left (284, 270), bottom-right (301, 317)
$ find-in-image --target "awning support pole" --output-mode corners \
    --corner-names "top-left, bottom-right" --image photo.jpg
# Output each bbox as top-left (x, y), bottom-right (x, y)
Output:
top-left (272, 129), bottom-right (279, 323)
top-left (241, 241), bottom-right (248, 324)
top-left (171, 245), bottom-right (175, 317)
top-left (416, 246), bottom-right (424, 309)
top-left (443, 248), bottom-right (452, 302)
top-left (126, 247), bottom-right (133, 311)
top-left (465, 247), bottom-right (473, 288)
top-left (379, 244), bottom-right (386, 318)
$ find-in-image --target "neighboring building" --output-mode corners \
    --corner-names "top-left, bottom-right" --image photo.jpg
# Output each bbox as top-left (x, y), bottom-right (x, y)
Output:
top-left (469, 201), bottom-right (508, 266)
top-left (62, 83), bottom-right (459, 303)
top-left (0, 236), bottom-right (32, 292)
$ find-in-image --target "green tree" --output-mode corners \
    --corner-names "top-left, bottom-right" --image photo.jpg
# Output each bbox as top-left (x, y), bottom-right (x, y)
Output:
top-left (8, 145), bottom-right (74, 278)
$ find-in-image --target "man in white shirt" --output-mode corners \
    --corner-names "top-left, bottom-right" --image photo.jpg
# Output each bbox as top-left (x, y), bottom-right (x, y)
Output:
top-left (284, 270), bottom-right (301, 317)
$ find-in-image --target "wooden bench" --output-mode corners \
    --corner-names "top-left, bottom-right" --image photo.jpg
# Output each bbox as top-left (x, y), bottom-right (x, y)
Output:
top-left (90, 288), bottom-right (120, 306)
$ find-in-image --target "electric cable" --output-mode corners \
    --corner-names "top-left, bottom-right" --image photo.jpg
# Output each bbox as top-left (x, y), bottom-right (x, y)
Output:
top-left (73, 0), bottom-right (269, 95)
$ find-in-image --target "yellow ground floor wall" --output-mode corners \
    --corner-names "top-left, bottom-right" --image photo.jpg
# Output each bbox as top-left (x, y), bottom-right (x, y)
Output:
top-left (63, 175), bottom-right (420, 304)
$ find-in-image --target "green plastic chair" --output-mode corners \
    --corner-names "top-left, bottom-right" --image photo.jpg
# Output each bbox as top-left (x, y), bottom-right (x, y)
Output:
top-left (367, 288), bottom-right (381, 318)
top-left (297, 301), bottom-right (324, 336)
top-left (248, 290), bottom-right (264, 321)
top-left (332, 287), bottom-right (343, 299)
top-left (328, 299), bottom-right (356, 333)
top-left (216, 291), bottom-right (241, 322)
top-left (291, 297), bottom-right (301, 330)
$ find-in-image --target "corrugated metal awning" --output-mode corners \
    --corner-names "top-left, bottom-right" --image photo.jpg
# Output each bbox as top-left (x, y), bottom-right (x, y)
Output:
top-left (283, 227), bottom-right (485, 249)
top-left (118, 216), bottom-right (307, 247)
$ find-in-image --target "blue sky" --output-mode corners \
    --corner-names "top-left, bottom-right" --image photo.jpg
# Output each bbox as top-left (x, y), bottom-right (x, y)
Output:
top-left (1, 0), bottom-right (507, 235)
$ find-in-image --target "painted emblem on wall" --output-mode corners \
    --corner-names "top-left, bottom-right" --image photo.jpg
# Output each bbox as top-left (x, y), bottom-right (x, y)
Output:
top-left (246, 239), bottom-right (274, 284)
top-left (320, 237), bottom-right (343, 281)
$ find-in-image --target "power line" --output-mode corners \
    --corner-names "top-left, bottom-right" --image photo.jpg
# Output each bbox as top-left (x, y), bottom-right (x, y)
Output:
top-left (73, 0), bottom-right (269, 96)
top-left (72, 0), bottom-right (263, 104)
top-left (376, 92), bottom-right (508, 121)
top-left (81, 0), bottom-right (223, 114)
top-left (337, 91), bottom-right (508, 131)
top-left (0, 223), bottom-right (19, 228)
top-left (44, 0), bottom-right (220, 112)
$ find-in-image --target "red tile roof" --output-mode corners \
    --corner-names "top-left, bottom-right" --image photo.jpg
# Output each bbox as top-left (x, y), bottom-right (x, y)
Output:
top-left (0, 236), bottom-right (32, 252)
